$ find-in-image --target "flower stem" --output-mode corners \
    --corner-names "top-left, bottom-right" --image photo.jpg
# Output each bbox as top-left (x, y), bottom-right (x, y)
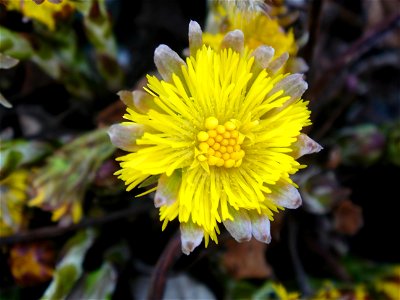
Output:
top-left (147, 230), bottom-right (181, 300)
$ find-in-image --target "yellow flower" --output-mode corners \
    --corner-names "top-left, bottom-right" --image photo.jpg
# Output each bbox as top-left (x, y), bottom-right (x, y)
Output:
top-left (0, 170), bottom-right (29, 237)
top-left (203, 5), bottom-right (297, 59)
top-left (9, 242), bottom-right (54, 286)
top-left (375, 266), bottom-right (400, 300)
top-left (110, 21), bottom-right (321, 255)
top-left (354, 285), bottom-right (368, 300)
top-left (2, 0), bottom-right (74, 31)
top-left (214, 0), bottom-right (266, 14)
top-left (312, 281), bottom-right (341, 300)
top-left (272, 283), bottom-right (300, 300)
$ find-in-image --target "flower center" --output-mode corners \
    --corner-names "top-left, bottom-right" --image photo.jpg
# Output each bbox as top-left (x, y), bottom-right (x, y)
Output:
top-left (196, 117), bottom-right (245, 168)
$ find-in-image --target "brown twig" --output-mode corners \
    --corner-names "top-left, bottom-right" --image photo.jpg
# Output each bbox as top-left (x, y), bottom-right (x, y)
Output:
top-left (147, 230), bottom-right (182, 300)
top-left (308, 12), bottom-right (400, 110)
top-left (0, 202), bottom-right (152, 246)
top-left (301, 0), bottom-right (324, 66)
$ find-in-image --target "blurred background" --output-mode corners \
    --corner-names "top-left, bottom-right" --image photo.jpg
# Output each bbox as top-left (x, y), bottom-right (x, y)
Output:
top-left (1, 0), bottom-right (399, 299)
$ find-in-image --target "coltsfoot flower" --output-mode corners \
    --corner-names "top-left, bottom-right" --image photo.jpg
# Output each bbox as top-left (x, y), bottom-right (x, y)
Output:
top-left (1, 0), bottom-right (74, 31)
top-left (109, 21), bottom-right (321, 255)
top-left (214, 0), bottom-right (265, 14)
top-left (204, 4), bottom-right (297, 59)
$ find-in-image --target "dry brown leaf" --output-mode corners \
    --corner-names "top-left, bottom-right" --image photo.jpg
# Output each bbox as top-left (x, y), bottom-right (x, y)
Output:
top-left (333, 199), bottom-right (363, 235)
top-left (222, 239), bottom-right (272, 279)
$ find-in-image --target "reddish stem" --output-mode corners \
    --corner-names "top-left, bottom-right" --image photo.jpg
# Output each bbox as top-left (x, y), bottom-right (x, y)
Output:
top-left (147, 231), bottom-right (182, 300)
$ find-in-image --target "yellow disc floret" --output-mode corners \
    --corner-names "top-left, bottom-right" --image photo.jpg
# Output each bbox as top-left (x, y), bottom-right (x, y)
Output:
top-left (196, 117), bottom-right (245, 168)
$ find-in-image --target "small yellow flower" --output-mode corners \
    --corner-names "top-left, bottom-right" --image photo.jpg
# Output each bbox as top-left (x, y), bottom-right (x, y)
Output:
top-left (354, 285), bottom-right (368, 300)
top-left (0, 170), bottom-right (29, 237)
top-left (214, 0), bottom-right (265, 14)
top-left (312, 281), bottom-right (341, 300)
top-left (272, 283), bottom-right (300, 300)
top-left (110, 21), bottom-right (321, 255)
top-left (375, 266), bottom-right (400, 300)
top-left (9, 242), bottom-right (54, 286)
top-left (2, 0), bottom-right (74, 31)
top-left (204, 5), bottom-right (297, 59)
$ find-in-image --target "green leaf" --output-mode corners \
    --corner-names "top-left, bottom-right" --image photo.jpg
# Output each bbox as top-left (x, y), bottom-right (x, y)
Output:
top-left (75, 0), bottom-right (123, 89)
top-left (0, 140), bottom-right (52, 179)
top-left (66, 262), bottom-right (117, 300)
top-left (251, 282), bottom-right (278, 300)
top-left (0, 150), bottom-right (23, 179)
top-left (0, 27), bottom-right (33, 59)
top-left (228, 281), bottom-right (256, 300)
top-left (40, 229), bottom-right (96, 300)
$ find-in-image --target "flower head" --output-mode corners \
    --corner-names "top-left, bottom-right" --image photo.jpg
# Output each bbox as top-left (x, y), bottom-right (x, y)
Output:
top-left (204, 5), bottom-right (297, 59)
top-left (2, 0), bottom-right (74, 31)
top-left (312, 281), bottom-right (342, 300)
top-left (214, 0), bottom-right (265, 14)
top-left (375, 266), bottom-right (400, 300)
top-left (271, 282), bottom-right (300, 300)
top-left (9, 242), bottom-right (54, 286)
top-left (110, 21), bottom-right (321, 254)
